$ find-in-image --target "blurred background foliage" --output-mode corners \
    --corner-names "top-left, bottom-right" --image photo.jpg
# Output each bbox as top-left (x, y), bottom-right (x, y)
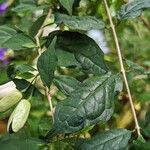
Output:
top-left (0, 0), bottom-right (150, 149)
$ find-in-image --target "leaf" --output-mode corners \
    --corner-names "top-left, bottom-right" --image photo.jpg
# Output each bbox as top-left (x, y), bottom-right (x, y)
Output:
top-left (0, 25), bottom-right (17, 46)
top-left (118, 0), bottom-right (150, 20)
top-left (56, 49), bottom-right (79, 67)
top-left (53, 75), bottom-right (81, 95)
top-left (58, 0), bottom-right (74, 15)
top-left (7, 64), bottom-right (36, 79)
top-left (55, 13), bottom-right (105, 31)
top-left (13, 79), bottom-right (43, 98)
top-left (130, 136), bottom-right (150, 150)
top-left (49, 140), bottom-right (74, 150)
top-left (0, 130), bottom-right (44, 150)
top-left (46, 73), bottom-right (123, 138)
top-left (125, 59), bottom-right (150, 75)
top-left (48, 31), bottom-right (109, 75)
top-left (11, 0), bottom-right (37, 13)
top-left (38, 117), bottom-right (53, 136)
top-left (37, 37), bottom-right (58, 87)
top-left (29, 15), bottom-right (46, 37)
top-left (76, 129), bottom-right (131, 150)
top-left (2, 33), bottom-right (36, 50)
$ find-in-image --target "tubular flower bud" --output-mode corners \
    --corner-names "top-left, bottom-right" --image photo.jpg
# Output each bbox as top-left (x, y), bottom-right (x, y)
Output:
top-left (0, 91), bottom-right (22, 112)
top-left (7, 99), bottom-right (31, 132)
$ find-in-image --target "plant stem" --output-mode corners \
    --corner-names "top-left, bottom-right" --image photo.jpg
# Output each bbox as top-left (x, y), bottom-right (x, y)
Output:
top-left (35, 8), bottom-right (54, 121)
top-left (140, 16), bottom-right (150, 30)
top-left (35, 8), bottom-right (52, 55)
top-left (103, 0), bottom-right (141, 137)
top-left (45, 87), bottom-right (54, 122)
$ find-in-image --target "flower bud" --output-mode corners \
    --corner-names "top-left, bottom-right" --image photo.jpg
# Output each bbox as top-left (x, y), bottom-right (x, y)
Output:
top-left (0, 81), bottom-right (17, 99)
top-left (0, 91), bottom-right (22, 112)
top-left (7, 99), bottom-right (31, 132)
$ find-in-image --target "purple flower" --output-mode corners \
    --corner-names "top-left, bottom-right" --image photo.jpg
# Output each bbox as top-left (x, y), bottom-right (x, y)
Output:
top-left (0, 48), bottom-right (6, 60)
top-left (0, 2), bottom-right (8, 14)
top-left (0, 48), bottom-right (9, 65)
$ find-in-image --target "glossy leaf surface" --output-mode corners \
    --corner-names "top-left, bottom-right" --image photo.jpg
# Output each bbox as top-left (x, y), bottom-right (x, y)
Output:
top-left (46, 73), bottom-right (123, 138)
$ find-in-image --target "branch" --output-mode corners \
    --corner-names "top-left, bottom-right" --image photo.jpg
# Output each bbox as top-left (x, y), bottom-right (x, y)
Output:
top-left (103, 0), bottom-right (141, 137)
top-left (140, 16), bottom-right (150, 31)
top-left (35, 8), bottom-right (54, 121)
top-left (35, 8), bottom-right (52, 55)
top-left (45, 87), bottom-right (54, 122)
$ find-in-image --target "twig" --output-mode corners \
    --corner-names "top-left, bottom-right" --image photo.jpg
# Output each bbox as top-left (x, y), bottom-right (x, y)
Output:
top-left (103, 0), bottom-right (141, 137)
top-left (34, 8), bottom-right (54, 121)
top-left (35, 8), bottom-right (52, 55)
top-left (140, 16), bottom-right (150, 30)
top-left (45, 87), bottom-right (54, 122)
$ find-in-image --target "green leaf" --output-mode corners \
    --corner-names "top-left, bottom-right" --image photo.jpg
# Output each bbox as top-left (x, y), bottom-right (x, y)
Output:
top-left (56, 49), bottom-right (79, 67)
top-left (125, 59), bottom-right (150, 75)
top-left (29, 15), bottom-right (46, 37)
top-left (58, 0), bottom-right (74, 15)
top-left (11, 0), bottom-right (37, 13)
top-left (46, 73), bottom-right (123, 138)
top-left (76, 129), bottom-right (131, 150)
top-left (37, 37), bottom-right (58, 87)
top-left (38, 117), bottom-right (53, 136)
top-left (2, 33), bottom-right (36, 50)
top-left (49, 140), bottom-right (74, 150)
top-left (13, 79), bottom-right (43, 98)
top-left (53, 75), bottom-right (81, 95)
top-left (0, 25), bottom-right (36, 50)
top-left (7, 64), bottom-right (36, 79)
top-left (118, 0), bottom-right (150, 20)
top-left (0, 130), bottom-right (44, 150)
top-left (129, 136), bottom-right (150, 150)
top-left (48, 31), bottom-right (109, 75)
top-left (0, 25), bottom-right (17, 46)
top-left (55, 13), bottom-right (105, 31)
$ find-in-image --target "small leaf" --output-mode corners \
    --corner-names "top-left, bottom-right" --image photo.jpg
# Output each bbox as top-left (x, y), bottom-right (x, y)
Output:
top-left (58, 0), bottom-right (74, 15)
top-left (29, 15), bottom-right (46, 37)
top-left (53, 75), bottom-right (81, 95)
top-left (76, 129), bottom-right (131, 150)
top-left (13, 79), bottom-right (43, 98)
top-left (7, 64), bottom-right (36, 79)
top-left (118, 0), bottom-right (150, 20)
top-left (37, 37), bottom-right (57, 87)
top-left (46, 73), bottom-right (123, 138)
top-left (125, 59), bottom-right (150, 75)
top-left (48, 31), bottom-right (109, 75)
top-left (38, 117), bottom-right (53, 136)
top-left (55, 13), bottom-right (105, 31)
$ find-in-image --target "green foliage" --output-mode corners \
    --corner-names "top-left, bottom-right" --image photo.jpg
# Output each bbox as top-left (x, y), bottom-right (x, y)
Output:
top-left (0, 130), bottom-right (45, 150)
top-left (29, 15), bottom-right (46, 37)
top-left (76, 129), bottom-right (131, 150)
top-left (53, 75), bottom-right (81, 95)
top-left (0, 0), bottom-right (150, 149)
top-left (48, 31), bottom-right (109, 75)
top-left (0, 25), bottom-right (36, 50)
top-left (55, 13), bottom-right (105, 31)
top-left (125, 59), bottom-right (150, 75)
top-left (58, 0), bottom-right (74, 15)
top-left (7, 64), bottom-right (36, 79)
top-left (118, 0), bottom-right (150, 19)
top-left (46, 73), bottom-right (122, 138)
top-left (37, 37), bottom-right (57, 87)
